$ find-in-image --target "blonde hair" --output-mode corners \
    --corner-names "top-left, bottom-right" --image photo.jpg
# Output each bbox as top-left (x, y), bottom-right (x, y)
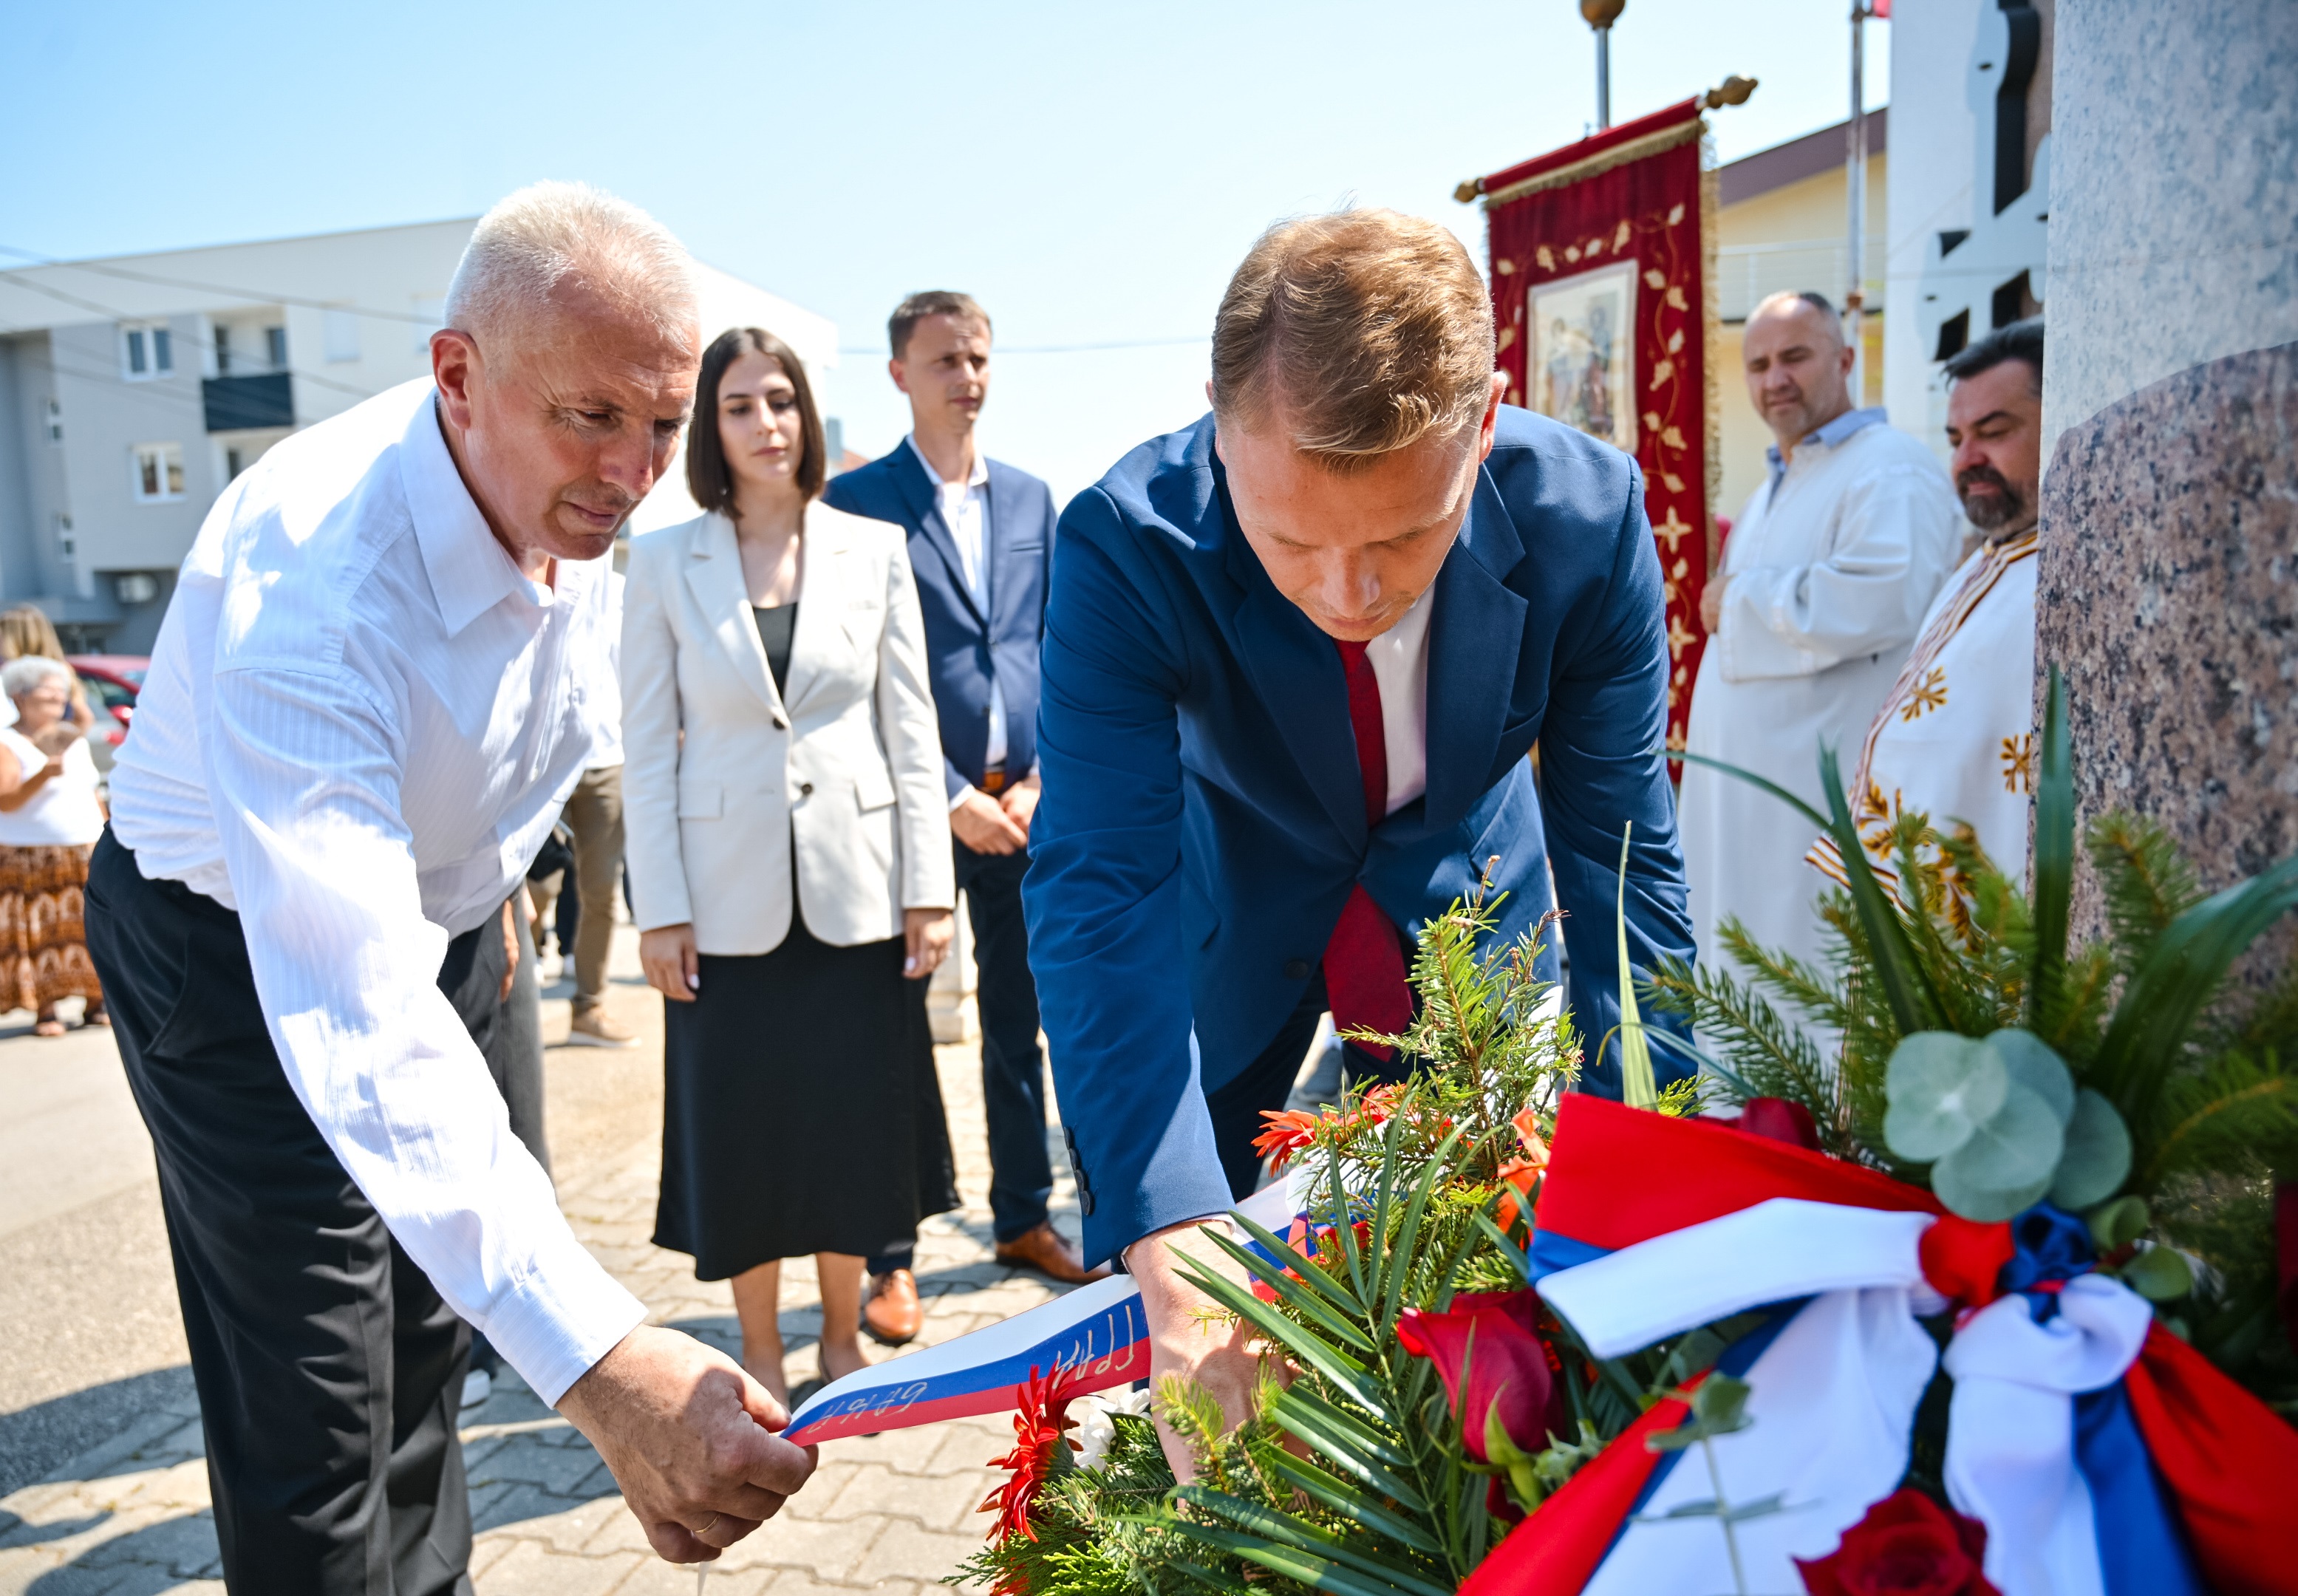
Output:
top-left (1211, 210), bottom-right (1496, 474)
top-left (0, 605), bottom-right (67, 662)
top-left (445, 181), bottom-right (698, 352)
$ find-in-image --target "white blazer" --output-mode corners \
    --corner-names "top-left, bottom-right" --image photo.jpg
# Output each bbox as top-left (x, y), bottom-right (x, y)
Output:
top-left (621, 504), bottom-right (955, 955)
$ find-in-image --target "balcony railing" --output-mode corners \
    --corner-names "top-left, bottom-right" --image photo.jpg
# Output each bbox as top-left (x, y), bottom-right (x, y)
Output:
top-left (202, 372), bottom-right (294, 432)
top-left (1716, 237), bottom-right (1886, 324)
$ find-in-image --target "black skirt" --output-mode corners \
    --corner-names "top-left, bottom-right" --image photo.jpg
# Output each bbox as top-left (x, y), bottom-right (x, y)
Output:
top-left (653, 911), bottom-right (959, 1278)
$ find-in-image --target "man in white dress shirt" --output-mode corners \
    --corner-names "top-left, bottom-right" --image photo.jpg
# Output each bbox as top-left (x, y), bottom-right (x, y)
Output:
top-left (1678, 290), bottom-right (1960, 971)
top-left (89, 183), bottom-right (814, 1587)
top-left (1813, 318), bottom-right (2046, 890)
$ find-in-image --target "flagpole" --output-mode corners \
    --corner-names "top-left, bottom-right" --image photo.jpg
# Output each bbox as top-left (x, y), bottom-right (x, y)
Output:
top-left (1845, 1), bottom-right (1875, 400)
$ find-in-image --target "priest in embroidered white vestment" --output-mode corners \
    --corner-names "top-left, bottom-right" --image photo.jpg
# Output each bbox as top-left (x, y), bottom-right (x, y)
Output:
top-left (1813, 319), bottom-right (2046, 891)
top-left (1680, 291), bottom-right (1960, 969)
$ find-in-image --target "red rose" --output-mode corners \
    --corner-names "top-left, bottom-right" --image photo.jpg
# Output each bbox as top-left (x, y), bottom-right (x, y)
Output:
top-left (1727, 1096), bottom-right (1823, 1150)
top-left (1796, 1488), bottom-right (1999, 1596)
top-left (1394, 1289), bottom-right (1564, 1463)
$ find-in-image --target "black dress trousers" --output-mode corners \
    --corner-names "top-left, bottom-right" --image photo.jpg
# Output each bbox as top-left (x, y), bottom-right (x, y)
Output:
top-left (86, 830), bottom-right (525, 1595)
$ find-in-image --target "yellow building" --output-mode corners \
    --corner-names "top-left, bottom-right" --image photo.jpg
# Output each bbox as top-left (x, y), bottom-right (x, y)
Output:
top-left (1713, 109), bottom-right (1886, 520)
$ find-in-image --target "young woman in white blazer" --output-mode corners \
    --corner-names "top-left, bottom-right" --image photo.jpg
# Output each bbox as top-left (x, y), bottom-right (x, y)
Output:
top-left (622, 327), bottom-right (958, 1405)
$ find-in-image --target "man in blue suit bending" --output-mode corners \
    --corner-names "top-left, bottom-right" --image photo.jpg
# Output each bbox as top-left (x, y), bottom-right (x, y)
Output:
top-left (826, 293), bottom-right (1104, 1348)
top-left (1023, 211), bottom-right (1694, 1476)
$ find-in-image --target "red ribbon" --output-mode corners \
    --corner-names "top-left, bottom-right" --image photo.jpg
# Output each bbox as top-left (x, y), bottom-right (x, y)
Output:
top-left (1537, 1095), bottom-right (2011, 1305)
top-left (2124, 1323), bottom-right (2298, 1596)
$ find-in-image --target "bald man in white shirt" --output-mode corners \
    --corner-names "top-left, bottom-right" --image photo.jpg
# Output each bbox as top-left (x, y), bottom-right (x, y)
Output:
top-left (90, 183), bottom-right (814, 1587)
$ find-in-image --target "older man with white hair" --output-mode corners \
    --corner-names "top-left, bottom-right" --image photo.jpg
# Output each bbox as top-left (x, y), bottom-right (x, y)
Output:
top-left (1678, 290), bottom-right (1959, 972)
top-left (90, 182), bottom-right (814, 1586)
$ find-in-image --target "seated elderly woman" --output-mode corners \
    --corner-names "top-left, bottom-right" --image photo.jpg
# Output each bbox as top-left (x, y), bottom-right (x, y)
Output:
top-left (0, 656), bottom-right (109, 1034)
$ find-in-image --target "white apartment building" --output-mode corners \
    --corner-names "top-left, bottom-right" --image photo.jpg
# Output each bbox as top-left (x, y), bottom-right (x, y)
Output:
top-left (0, 218), bottom-right (836, 652)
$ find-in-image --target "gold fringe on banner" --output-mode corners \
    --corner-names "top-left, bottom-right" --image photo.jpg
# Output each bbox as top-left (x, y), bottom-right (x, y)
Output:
top-left (1479, 117), bottom-right (1705, 211)
top-left (1700, 137), bottom-right (1722, 577)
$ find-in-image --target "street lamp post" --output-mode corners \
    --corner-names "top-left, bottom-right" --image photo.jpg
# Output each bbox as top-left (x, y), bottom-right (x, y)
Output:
top-left (1582, 0), bottom-right (1626, 131)
top-left (1846, 1), bottom-right (1878, 399)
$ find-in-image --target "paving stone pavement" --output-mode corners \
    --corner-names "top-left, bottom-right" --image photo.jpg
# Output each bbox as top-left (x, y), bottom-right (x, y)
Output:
top-left (0, 926), bottom-right (1080, 1593)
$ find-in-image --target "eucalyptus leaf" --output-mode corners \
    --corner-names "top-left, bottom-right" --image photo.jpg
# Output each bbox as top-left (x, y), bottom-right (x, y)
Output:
top-left (2087, 1194), bottom-right (2151, 1252)
top-left (1932, 1159), bottom-right (2054, 1224)
top-left (2049, 1089), bottom-right (2133, 1210)
top-left (1982, 1029), bottom-right (2076, 1126)
top-left (2123, 1245), bottom-right (2194, 1303)
top-left (1883, 1032), bottom-right (2008, 1161)
top-left (1931, 1082), bottom-right (2065, 1220)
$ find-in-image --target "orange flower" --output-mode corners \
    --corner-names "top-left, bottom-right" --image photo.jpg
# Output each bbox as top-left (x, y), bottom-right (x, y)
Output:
top-left (1252, 1108), bottom-right (1329, 1173)
top-left (1511, 1107), bottom-right (1551, 1164)
top-left (1496, 1109), bottom-right (1552, 1231)
top-left (979, 1365), bottom-right (1082, 1549)
top-left (1252, 1085), bottom-right (1408, 1173)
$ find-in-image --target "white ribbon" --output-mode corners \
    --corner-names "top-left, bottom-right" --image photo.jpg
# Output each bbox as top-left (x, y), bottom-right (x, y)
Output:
top-left (1537, 1198), bottom-right (2153, 1596)
top-left (1941, 1274), bottom-right (2152, 1596)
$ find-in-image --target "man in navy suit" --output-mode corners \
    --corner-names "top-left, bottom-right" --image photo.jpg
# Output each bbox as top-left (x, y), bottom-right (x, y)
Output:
top-left (1023, 212), bottom-right (1694, 1476)
top-left (825, 293), bottom-right (1103, 1344)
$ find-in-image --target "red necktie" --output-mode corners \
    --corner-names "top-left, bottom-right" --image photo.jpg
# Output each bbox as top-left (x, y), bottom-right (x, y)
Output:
top-left (1323, 640), bottom-right (1411, 1060)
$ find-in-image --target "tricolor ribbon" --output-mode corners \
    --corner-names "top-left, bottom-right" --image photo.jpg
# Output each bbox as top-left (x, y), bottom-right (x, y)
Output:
top-left (783, 1172), bottom-right (1307, 1446)
top-left (1463, 1096), bottom-right (2298, 1596)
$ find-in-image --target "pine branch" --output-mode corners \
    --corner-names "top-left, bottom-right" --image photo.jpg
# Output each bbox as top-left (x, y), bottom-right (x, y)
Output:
top-left (2089, 811), bottom-right (2206, 975)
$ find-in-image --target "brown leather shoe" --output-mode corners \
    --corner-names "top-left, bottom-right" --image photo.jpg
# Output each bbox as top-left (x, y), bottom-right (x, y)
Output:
top-left (862, 1268), bottom-right (922, 1346)
top-left (995, 1221), bottom-right (1111, 1285)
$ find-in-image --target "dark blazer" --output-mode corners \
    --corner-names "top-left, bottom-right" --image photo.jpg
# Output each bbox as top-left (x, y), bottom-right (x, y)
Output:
top-left (1022, 406), bottom-right (1695, 1265)
top-left (824, 442), bottom-right (1056, 799)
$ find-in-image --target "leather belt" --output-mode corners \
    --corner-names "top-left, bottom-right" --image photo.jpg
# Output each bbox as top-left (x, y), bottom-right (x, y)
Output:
top-left (979, 765), bottom-right (1009, 796)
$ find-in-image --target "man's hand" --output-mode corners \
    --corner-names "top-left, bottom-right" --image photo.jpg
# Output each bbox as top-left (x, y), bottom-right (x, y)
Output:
top-left (998, 774), bottom-right (1041, 839)
top-left (558, 1324), bottom-right (817, 1563)
top-left (1699, 573), bottom-right (1731, 635)
top-left (1125, 1218), bottom-right (1282, 1483)
top-left (640, 923), bottom-right (701, 1001)
top-left (499, 898), bottom-right (520, 1004)
top-left (950, 787), bottom-right (1028, 855)
top-left (904, 907), bottom-right (954, 979)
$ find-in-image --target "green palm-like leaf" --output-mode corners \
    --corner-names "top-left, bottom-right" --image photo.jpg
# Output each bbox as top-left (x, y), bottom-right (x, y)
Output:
top-left (1132, 1515), bottom-right (1441, 1596)
top-left (1175, 1252), bottom-right (1382, 1415)
top-left (2030, 668), bottom-right (2075, 1028)
top-left (1615, 822), bottom-right (1658, 1108)
top-left (1207, 1219), bottom-right (1375, 1353)
top-left (1266, 1385), bottom-right (1419, 1496)
top-left (1380, 1128), bottom-right (1463, 1334)
top-left (1260, 1449), bottom-right (1446, 1556)
top-left (1820, 743), bottom-right (1944, 1035)
top-left (2094, 854), bottom-right (2298, 1126)
top-left (1174, 1487), bottom-right (1450, 1592)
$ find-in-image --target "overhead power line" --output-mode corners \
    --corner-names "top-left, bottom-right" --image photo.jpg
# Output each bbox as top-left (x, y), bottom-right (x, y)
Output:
top-left (835, 335), bottom-right (1210, 357)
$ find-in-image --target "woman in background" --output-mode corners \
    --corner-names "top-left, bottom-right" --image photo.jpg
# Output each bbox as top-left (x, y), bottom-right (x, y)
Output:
top-left (0, 606), bottom-right (98, 737)
top-left (622, 327), bottom-right (959, 1404)
top-left (0, 657), bottom-right (108, 1034)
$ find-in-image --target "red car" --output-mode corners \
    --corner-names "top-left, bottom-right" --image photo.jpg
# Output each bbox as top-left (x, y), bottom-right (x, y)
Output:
top-left (69, 653), bottom-right (149, 765)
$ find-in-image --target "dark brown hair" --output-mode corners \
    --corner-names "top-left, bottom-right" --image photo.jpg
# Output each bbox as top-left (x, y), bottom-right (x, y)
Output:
top-left (1210, 210), bottom-right (1495, 476)
top-left (887, 290), bottom-right (990, 360)
top-left (686, 327), bottom-right (826, 510)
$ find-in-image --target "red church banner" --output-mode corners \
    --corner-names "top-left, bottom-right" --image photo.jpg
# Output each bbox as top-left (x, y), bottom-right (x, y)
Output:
top-left (1466, 98), bottom-right (1717, 757)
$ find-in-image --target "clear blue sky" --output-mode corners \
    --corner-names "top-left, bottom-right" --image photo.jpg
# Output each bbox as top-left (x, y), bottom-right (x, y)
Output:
top-left (0, 0), bottom-right (1885, 502)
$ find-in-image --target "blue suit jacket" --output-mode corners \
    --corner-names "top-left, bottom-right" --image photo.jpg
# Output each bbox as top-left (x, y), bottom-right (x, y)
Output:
top-left (1023, 407), bottom-right (1694, 1265)
top-left (824, 443), bottom-right (1057, 797)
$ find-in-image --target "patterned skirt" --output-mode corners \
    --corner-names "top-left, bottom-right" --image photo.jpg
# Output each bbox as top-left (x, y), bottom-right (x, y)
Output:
top-left (0, 843), bottom-right (105, 1011)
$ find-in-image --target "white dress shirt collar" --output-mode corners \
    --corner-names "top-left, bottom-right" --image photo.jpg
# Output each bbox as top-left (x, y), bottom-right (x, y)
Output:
top-left (906, 432), bottom-right (989, 492)
top-left (401, 397), bottom-right (592, 635)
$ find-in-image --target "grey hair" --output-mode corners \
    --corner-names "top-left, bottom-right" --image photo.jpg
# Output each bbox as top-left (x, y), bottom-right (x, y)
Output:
top-left (444, 181), bottom-right (698, 352)
top-left (2, 655), bottom-right (72, 700)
